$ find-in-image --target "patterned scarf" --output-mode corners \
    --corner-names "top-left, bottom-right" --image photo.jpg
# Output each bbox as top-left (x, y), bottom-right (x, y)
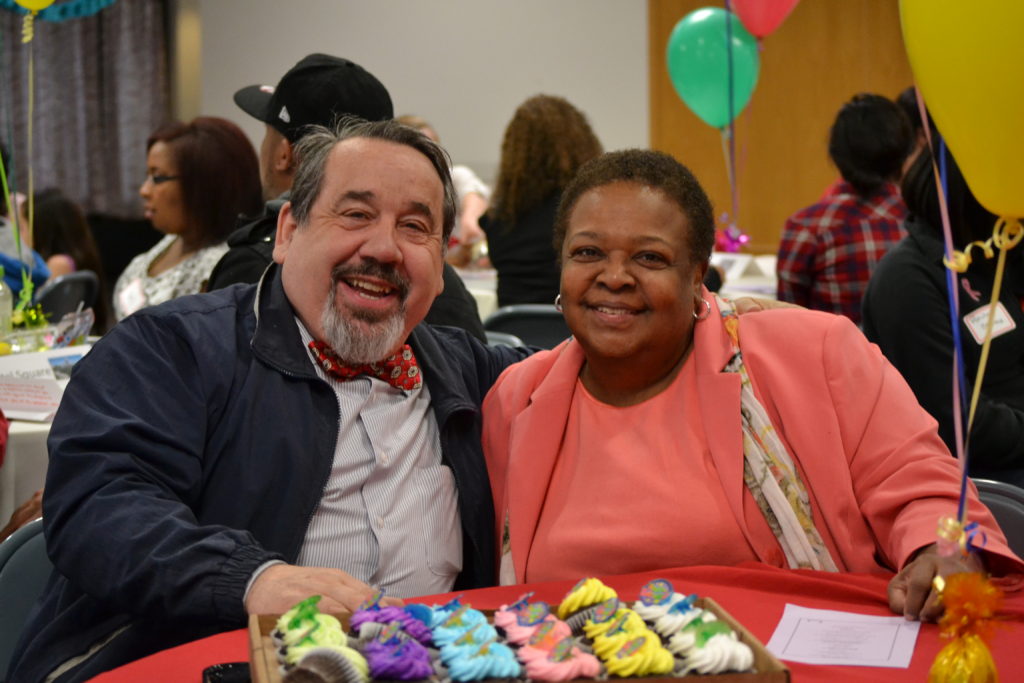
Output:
top-left (717, 295), bottom-right (838, 571)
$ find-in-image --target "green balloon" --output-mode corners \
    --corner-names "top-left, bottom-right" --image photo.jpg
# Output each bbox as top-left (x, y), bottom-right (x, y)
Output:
top-left (666, 7), bottom-right (761, 129)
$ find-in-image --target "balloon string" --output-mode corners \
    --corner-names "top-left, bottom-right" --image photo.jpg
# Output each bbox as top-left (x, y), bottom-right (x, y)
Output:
top-left (723, 1), bottom-right (739, 229)
top-left (25, 19), bottom-right (34, 264)
top-left (914, 87), bottom-right (970, 523)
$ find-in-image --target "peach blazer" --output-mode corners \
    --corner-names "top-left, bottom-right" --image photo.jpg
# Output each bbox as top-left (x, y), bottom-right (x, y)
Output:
top-left (482, 297), bottom-right (1021, 583)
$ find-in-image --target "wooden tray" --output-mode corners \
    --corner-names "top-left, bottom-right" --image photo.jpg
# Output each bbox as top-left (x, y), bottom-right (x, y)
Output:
top-left (249, 599), bottom-right (789, 683)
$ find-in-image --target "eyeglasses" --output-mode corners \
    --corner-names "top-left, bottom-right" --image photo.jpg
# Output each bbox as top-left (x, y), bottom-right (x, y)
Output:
top-left (144, 173), bottom-right (180, 185)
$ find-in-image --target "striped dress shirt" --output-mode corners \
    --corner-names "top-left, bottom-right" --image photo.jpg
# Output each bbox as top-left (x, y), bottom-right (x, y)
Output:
top-left (294, 320), bottom-right (463, 598)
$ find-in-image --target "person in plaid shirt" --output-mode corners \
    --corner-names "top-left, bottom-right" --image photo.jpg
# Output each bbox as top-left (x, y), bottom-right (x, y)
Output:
top-left (776, 94), bottom-right (913, 324)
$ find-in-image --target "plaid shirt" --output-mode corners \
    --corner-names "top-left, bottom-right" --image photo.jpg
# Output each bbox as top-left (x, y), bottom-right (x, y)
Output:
top-left (776, 181), bottom-right (906, 324)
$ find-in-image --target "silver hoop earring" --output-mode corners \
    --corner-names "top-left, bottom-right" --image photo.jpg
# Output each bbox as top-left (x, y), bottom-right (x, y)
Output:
top-left (693, 298), bottom-right (711, 321)
top-left (554, 294), bottom-right (563, 312)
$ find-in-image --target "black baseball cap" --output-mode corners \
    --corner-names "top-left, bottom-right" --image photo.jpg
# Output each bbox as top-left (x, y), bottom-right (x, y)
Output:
top-left (233, 54), bottom-right (393, 142)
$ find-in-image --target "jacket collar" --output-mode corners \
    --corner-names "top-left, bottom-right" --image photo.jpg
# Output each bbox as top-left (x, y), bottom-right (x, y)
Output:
top-left (250, 264), bottom-right (320, 379)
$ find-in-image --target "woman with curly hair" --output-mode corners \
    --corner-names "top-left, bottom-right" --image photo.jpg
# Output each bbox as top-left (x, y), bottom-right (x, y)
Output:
top-left (482, 95), bottom-right (602, 307)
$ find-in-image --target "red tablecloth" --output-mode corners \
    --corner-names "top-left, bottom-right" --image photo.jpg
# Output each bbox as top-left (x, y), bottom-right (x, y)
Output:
top-left (93, 562), bottom-right (1024, 682)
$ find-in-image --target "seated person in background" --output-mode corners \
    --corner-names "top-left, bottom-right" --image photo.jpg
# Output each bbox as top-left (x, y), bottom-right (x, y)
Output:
top-left (483, 149), bottom-right (1022, 622)
top-left (481, 94), bottom-right (603, 308)
top-left (396, 115), bottom-right (490, 269)
top-left (0, 145), bottom-right (49, 297)
top-left (776, 93), bottom-right (912, 325)
top-left (112, 116), bottom-right (262, 320)
top-left (10, 119), bottom-right (530, 682)
top-left (863, 143), bottom-right (1024, 487)
top-left (31, 187), bottom-right (112, 332)
top-left (208, 55), bottom-right (485, 341)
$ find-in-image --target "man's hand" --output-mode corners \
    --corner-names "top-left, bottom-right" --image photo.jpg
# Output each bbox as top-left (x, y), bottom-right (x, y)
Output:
top-left (888, 544), bottom-right (985, 621)
top-left (732, 297), bottom-right (802, 314)
top-left (245, 564), bottom-right (403, 615)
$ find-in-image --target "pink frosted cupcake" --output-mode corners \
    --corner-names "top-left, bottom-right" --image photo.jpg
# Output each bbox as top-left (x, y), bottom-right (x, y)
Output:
top-left (498, 602), bottom-right (571, 646)
top-left (517, 637), bottom-right (602, 681)
top-left (492, 592), bottom-right (535, 631)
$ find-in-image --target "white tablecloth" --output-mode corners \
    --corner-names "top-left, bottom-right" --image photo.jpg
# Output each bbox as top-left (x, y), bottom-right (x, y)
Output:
top-left (454, 268), bottom-right (498, 320)
top-left (0, 421), bottom-right (50, 522)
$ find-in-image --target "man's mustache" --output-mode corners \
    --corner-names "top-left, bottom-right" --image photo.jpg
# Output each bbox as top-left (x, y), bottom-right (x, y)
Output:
top-left (331, 261), bottom-right (410, 302)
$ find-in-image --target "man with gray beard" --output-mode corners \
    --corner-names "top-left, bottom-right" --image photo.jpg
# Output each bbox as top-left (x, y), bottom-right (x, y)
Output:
top-left (10, 118), bottom-right (528, 683)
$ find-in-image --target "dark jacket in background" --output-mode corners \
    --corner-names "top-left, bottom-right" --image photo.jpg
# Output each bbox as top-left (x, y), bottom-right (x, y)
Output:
top-left (863, 216), bottom-right (1024, 481)
top-left (10, 266), bottom-right (527, 682)
top-left (481, 195), bottom-right (561, 308)
top-left (206, 198), bottom-right (487, 342)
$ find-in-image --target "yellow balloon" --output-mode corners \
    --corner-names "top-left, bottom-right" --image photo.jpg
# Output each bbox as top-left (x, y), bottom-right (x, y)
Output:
top-left (900, 0), bottom-right (1024, 218)
top-left (13, 0), bottom-right (54, 10)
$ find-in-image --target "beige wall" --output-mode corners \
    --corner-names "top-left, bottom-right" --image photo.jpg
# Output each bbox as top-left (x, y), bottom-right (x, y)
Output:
top-left (188, 0), bottom-right (650, 185)
top-left (649, 0), bottom-right (913, 253)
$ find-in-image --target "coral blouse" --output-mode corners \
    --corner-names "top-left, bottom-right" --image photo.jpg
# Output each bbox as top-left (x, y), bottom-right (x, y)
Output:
top-left (525, 359), bottom-right (760, 582)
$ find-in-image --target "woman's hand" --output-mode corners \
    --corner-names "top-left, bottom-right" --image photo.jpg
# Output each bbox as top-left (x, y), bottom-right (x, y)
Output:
top-left (887, 543), bottom-right (985, 621)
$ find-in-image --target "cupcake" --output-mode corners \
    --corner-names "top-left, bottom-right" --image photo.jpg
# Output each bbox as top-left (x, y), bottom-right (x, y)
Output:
top-left (630, 579), bottom-right (695, 623)
top-left (350, 606), bottom-right (434, 645)
top-left (445, 641), bottom-right (522, 681)
top-left (665, 613), bottom-right (724, 657)
top-left (281, 643), bottom-right (369, 683)
top-left (517, 636), bottom-right (602, 681)
top-left (492, 592), bottom-right (535, 631)
top-left (653, 598), bottom-right (714, 639)
top-left (432, 606), bottom-right (496, 648)
top-left (363, 625), bottom-right (435, 681)
top-left (602, 635), bottom-right (674, 678)
top-left (580, 599), bottom-right (645, 639)
top-left (273, 596), bottom-right (344, 647)
top-left (679, 629), bottom-right (754, 675)
top-left (499, 603), bottom-right (571, 646)
top-left (556, 577), bottom-right (617, 620)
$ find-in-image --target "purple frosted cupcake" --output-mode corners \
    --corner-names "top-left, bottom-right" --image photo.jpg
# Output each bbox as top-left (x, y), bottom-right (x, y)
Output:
top-left (364, 637), bottom-right (434, 680)
top-left (350, 606), bottom-right (434, 645)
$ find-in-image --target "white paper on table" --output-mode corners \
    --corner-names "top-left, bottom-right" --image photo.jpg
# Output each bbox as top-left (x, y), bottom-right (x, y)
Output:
top-left (0, 345), bottom-right (92, 383)
top-left (766, 603), bottom-right (920, 668)
top-left (0, 376), bottom-right (64, 421)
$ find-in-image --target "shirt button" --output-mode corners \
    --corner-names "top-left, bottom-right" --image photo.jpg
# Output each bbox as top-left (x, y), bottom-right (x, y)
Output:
top-left (376, 516), bottom-right (385, 527)
top-left (380, 453), bottom-right (389, 465)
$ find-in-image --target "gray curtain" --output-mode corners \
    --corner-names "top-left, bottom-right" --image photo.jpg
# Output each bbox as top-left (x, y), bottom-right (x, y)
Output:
top-left (0, 0), bottom-right (169, 218)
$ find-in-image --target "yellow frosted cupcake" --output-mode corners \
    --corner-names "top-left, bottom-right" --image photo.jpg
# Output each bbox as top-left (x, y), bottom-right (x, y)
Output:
top-left (556, 577), bottom-right (617, 620)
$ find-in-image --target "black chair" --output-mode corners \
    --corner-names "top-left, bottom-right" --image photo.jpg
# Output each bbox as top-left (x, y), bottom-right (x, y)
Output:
top-left (484, 330), bottom-right (525, 348)
top-left (483, 304), bottom-right (571, 350)
top-left (973, 478), bottom-right (1024, 558)
top-left (0, 518), bottom-right (50, 679)
top-left (33, 270), bottom-right (99, 321)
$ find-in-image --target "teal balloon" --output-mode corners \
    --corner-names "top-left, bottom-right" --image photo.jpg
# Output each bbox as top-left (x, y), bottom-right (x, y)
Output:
top-left (666, 7), bottom-right (761, 129)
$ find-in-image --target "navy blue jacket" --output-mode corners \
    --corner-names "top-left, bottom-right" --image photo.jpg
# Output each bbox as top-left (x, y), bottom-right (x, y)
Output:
top-left (10, 265), bottom-right (526, 682)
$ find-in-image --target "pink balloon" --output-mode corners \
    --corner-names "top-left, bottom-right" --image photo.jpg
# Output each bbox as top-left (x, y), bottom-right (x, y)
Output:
top-left (732, 0), bottom-right (800, 38)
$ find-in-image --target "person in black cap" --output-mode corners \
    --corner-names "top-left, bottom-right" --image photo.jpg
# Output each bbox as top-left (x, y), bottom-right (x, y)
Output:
top-left (206, 54), bottom-right (392, 290)
top-left (208, 54), bottom-right (486, 341)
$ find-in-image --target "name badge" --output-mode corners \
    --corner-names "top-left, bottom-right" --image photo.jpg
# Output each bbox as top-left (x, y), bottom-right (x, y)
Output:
top-left (963, 302), bottom-right (1016, 345)
top-left (117, 278), bottom-right (147, 317)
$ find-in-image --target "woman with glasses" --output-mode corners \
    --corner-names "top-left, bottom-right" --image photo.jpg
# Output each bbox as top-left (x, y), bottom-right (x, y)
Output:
top-left (113, 117), bottom-right (261, 320)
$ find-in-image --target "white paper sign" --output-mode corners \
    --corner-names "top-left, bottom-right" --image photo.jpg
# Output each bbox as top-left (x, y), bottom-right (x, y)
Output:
top-left (0, 345), bottom-right (92, 420)
top-left (0, 376), bottom-right (64, 421)
top-left (766, 603), bottom-right (920, 668)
